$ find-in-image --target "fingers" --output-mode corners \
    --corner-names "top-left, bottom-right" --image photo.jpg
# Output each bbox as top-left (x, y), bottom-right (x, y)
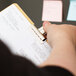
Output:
top-left (43, 21), bottom-right (51, 33)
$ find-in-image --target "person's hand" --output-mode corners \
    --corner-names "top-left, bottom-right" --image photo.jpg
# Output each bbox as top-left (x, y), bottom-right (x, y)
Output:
top-left (43, 21), bottom-right (76, 48)
top-left (40, 21), bottom-right (76, 75)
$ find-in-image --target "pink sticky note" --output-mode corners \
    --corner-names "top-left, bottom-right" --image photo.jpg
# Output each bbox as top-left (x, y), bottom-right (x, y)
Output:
top-left (42, 0), bottom-right (63, 22)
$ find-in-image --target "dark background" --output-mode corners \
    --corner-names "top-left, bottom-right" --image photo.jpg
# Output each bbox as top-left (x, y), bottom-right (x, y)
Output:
top-left (0, 0), bottom-right (76, 28)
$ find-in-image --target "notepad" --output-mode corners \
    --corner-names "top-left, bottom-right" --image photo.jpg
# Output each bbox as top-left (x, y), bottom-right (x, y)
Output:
top-left (0, 3), bottom-right (51, 65)
top-left (67, 0), bottom-right (76, 21)
top-left (42, 0), bottom-right (63, 22)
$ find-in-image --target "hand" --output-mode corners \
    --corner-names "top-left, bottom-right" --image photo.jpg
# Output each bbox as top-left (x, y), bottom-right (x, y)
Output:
top-left (40, 21), bottom-right (76, 75)
top-left (43, 21), bottom-right (76, 48)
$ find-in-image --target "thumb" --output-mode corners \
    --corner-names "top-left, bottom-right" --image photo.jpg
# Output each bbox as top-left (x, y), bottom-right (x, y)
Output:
top-left (43, 21), bottom-right (51, 33)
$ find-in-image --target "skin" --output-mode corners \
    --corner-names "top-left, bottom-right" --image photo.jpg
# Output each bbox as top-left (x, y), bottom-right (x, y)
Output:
top-left (40, 21), bottom-right (76, 75)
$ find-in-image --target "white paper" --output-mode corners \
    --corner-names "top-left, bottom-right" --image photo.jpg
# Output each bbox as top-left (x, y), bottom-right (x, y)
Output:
top-left (0, 4), bottom-right (51, 65)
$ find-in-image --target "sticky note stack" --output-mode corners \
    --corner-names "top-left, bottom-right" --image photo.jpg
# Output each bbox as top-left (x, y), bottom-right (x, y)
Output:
top-left (67, 0), bottom-right (76, 21)
top-left (42, 0), bottom-right (63, 22)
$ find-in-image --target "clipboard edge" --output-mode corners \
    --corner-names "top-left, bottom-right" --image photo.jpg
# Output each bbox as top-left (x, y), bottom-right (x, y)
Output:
top-left (13, 3), bottom-right (45, 41)
top-left (14, 3), bottom-right (45, 41)
top-left (13, 3), bottom-right (34, 25)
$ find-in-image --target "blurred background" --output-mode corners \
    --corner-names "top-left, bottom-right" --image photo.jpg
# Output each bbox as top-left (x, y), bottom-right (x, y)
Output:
top-left (0, 0), bottom-right (76, 28)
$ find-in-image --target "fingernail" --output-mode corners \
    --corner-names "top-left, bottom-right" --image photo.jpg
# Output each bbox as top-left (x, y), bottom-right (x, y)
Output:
top-left (43, 21), bottom-right (50, 27)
